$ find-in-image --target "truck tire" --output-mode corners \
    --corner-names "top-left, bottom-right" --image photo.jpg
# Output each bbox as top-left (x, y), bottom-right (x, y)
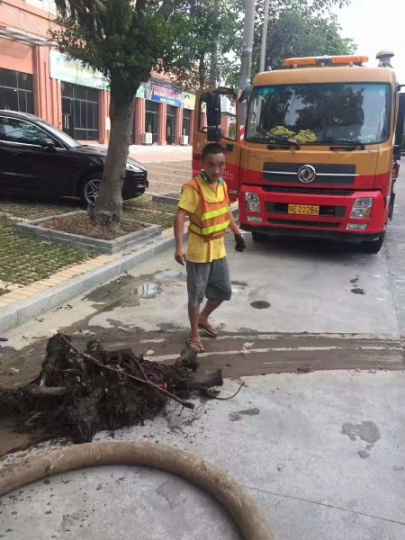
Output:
top-left (252, 231), bottom-right (268, 242)
top-left (360, 233), bottom-right (385, 254)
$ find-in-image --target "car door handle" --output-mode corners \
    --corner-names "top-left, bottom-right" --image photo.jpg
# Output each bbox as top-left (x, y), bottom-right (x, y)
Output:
top-left (9, 151), bottom-right (21, 156)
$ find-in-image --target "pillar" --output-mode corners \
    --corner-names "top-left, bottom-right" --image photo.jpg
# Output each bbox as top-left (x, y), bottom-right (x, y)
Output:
top-left (189, 110), bottom-right (194, 145)
top-left (159, 103), bottom-right (167, 145)
top-left (135, 97), bottom-right (145, 145)
top-left (176, 107), bottom-right (183, 145)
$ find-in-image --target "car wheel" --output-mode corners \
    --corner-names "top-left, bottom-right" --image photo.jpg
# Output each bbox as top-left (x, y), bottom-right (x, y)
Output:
top-left (252, 231), bottom-right (268, 242)
top-left (360, 233), bottom-right (385, 254)
top-left (81, 176), bottom-right (101, 206)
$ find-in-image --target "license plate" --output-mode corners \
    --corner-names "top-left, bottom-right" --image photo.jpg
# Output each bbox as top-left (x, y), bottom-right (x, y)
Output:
top-left (288, 204), bottom-right (320, 216)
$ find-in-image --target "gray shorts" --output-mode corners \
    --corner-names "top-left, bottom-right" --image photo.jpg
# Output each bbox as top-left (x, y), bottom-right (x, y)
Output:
top-left (186, 257), bottom-right (232, 309)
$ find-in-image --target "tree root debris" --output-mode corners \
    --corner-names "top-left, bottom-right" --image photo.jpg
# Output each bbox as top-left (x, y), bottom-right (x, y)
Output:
top-left (0, 333), bottom-right (227, 444)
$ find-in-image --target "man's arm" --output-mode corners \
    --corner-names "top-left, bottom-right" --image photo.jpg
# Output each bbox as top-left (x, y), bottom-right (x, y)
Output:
top-left (174, 207), bottom-right (188, 265)
top-left (229, 211), bottom-right (246, 253)
top-left (229, 212), bottom-right (241, 235)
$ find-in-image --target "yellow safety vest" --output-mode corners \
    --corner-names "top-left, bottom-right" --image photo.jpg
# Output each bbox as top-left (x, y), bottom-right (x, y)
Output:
top-left (183, 175), bottom-right (231, 242)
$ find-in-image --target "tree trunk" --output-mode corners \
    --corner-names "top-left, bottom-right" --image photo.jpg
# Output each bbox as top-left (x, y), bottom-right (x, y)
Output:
top-left (198, 53), bottom-right (206, 89)
top-left (93, 80), bottom-right (137, 228)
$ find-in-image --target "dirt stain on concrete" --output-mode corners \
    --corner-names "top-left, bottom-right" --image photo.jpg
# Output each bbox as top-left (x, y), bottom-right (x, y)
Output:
top-left (250, 301), bottom-right (271, 309)
top-left (351, 288), bottom-right (365, 295)
top-left (358, 450), bottom-right (370, 459)
top-left (229, 408), bottom-right (260, 421)
top-left (341, 421), bottom-right (380, 444)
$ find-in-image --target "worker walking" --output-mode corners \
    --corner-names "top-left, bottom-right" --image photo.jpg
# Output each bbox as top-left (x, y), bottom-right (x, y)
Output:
top-left (174, 143), bottom-right (246, 353)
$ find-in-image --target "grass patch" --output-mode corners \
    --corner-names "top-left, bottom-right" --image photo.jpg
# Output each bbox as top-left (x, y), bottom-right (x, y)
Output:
top-left (124, 194), bottom-right (177, 229)
top-left (0, 199), bottom-right (77, 221)
top-left (0, 216), bottom-right (93, 286)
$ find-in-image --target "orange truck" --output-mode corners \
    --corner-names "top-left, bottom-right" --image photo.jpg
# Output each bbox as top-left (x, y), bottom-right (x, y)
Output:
top-left (192, 53), bottom-right (405, 253)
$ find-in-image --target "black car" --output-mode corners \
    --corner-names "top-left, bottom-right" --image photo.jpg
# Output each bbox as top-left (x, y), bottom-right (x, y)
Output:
top-left (0, 110), bottom-right (148, 205)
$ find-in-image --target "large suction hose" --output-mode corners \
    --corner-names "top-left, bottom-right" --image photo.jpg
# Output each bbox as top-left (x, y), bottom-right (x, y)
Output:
top-left (0, 442), bottom-right (273, 540)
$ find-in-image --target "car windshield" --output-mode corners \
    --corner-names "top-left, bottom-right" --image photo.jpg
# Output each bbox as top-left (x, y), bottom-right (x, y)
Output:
top-left (37, 120), bottom-right (81, 148)
top-left (247, 83), bottom-right (391, 146)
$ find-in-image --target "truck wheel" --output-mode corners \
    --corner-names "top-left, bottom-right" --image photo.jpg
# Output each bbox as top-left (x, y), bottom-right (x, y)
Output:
top-left (360, 233), bottom-right (385, 254)
top-left (252, 231), bottom-right (268, 242)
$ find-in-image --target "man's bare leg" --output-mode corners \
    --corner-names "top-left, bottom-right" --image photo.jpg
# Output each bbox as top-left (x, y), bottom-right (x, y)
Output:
top-left (199, 299), bottom-right (222, 328)
top-left (188, 305), bottom-right (201, 342)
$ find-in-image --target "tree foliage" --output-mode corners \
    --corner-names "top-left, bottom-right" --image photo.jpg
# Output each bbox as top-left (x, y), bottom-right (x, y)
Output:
top-left (50, 0), bottom-right (192, 226)
top-left (168, 0), bottom-right (244, 90)
top-left (259, 9), bottom-right (356, 72)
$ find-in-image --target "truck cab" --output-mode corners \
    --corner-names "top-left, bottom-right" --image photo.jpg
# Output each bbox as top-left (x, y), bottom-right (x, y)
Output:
top-left (193, 54), bottom-right (405, 253)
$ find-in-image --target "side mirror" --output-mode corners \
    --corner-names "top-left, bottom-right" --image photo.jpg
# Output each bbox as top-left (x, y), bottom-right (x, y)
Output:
top-left (43, 140), bottom-right (56, 151)
top-left (205, 92), bottom-right (221, 128)
top-left (394, 93), bottom-right (405, 161)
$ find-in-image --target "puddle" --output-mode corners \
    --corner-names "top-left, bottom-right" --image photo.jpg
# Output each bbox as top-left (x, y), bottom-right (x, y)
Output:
top-left (250, 301), bottom-right (271, 309)
top-left (141, 282), bottom-right (162, 299)
top-left (351, 288), bottom-right (365, 295)
top-left (155, 270), bottom-right (186, 281)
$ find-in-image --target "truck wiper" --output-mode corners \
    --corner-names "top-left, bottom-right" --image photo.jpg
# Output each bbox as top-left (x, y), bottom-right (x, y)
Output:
top-left (266, 137), bottom-right (301, 150)
top-left (325, 139), bottom-right (365, 151)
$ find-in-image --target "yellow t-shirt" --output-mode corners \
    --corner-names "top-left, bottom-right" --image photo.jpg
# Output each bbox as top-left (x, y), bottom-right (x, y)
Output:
top-left (179, 176), bottom-right (229, 263)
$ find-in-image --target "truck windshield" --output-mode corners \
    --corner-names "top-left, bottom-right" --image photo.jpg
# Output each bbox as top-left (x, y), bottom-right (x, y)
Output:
top-left (247, 83), bottom-right (391, 146)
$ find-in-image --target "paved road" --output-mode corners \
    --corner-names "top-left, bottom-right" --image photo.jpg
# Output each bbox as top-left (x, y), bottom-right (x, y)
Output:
top-left (3, 162), bottom-right (405, 376)
top-left (1, 161), bottom-right (405, 540)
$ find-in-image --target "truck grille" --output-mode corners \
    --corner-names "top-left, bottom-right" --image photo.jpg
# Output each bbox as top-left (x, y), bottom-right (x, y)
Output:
top-left (264, 163), bottom-right (356, 186)
top-left (263, 187), bottom-right (354, 196)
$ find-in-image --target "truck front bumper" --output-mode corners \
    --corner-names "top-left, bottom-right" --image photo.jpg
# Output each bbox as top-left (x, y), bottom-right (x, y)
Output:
top-left (239, 185), bottom-right (388, 241)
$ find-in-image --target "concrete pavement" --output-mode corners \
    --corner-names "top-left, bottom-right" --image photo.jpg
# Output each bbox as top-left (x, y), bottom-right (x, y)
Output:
top-left (1, 371), bottom-right (404, 539)
top-left (1, 163), bottom-right (405, 540)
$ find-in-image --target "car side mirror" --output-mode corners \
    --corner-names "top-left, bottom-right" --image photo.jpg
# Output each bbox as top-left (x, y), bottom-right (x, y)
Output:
top-left (43, 140), bottom-right (56, 151)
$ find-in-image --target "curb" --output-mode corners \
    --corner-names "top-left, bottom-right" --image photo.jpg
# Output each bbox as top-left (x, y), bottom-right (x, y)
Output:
top-left (0, 232), bottom-right (180, 334)
top-left (16, 212), bottom-right (163, 255)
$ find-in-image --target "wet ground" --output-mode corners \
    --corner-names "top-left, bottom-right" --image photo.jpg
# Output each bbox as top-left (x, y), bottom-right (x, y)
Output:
top-left (1, 165), bottom-right (405, 539)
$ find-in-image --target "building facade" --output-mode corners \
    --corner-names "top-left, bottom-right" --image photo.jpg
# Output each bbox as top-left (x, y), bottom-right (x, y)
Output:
top-left (0, 0), bottom-right (195, 146)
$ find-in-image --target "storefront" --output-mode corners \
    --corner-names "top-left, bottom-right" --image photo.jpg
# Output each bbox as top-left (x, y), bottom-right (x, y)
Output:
top-left (61, 83), bottom-right (100, 141)
top-left (50, 51), bottom-right (108, 143)
top-left (181, 93), bottom-right (196, 144)
top-left (145, 100), bottom-right (160, 144)
top-left (0, 0), bottom-right (195, 146)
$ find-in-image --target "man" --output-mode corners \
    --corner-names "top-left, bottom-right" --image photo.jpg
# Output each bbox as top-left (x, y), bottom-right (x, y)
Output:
top-left (174, 143), bottom-right (246, 353)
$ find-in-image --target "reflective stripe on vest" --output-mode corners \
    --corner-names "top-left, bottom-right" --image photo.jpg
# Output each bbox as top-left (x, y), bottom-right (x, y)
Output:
top-left (183, 175), bottom-right (230, 241)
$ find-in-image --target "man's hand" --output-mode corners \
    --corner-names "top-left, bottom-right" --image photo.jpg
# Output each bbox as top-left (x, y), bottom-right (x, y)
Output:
top-left (234, 234), bottom-right (246, 253)
top-left (175, 247), bottom-right (187, 265)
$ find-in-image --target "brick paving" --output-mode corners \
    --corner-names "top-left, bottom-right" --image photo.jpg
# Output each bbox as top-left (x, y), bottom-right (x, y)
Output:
top-left (0, 156), bottom-right (191, 308)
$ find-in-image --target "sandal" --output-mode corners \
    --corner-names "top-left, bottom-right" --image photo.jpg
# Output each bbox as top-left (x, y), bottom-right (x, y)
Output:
top-left (186, 339), bottom-right (205, 353)
top-left (198, 322), bottom-right (218, 338)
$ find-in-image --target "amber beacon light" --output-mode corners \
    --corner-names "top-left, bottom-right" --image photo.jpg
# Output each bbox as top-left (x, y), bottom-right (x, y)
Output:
top-left (284, 55), bottom-right (369, 67)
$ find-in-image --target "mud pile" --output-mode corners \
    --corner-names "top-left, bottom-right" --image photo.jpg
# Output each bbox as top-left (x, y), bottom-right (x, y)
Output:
top-left (0, 334), bottom-right (223, 444)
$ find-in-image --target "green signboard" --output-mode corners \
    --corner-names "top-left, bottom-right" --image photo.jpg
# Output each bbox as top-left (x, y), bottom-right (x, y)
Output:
top-left (50, 50), bottom-right (110, 90)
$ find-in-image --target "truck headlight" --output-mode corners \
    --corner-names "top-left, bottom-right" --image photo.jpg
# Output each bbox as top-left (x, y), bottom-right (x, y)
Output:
top-left (126, 161), bottom-right (142, 172)
top-left (245, 192), bottom-right (261, 212)
top-left (350, 198), bottom-right (373, 219)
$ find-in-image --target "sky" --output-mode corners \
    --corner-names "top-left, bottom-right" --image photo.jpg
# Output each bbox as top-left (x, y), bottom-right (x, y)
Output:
top-left (334, 0), bottom-right (405, 84)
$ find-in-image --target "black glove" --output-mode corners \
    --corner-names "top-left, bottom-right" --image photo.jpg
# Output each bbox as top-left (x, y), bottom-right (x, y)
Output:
top-left (234, 233), bottom-right (246, 253)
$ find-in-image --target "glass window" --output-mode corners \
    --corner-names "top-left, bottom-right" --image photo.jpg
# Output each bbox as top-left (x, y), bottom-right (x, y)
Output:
top-left (145, 100), bottom-right (160, 143)
top-left (0, 117), bottom-right (53, 146)
top-left (0, 68), bottom-right (34, 114)
top-left (182, 109), bottom-right (192, 137)
top-left (0, 69), bottom-right (16, 89)
top-left (247, 83), bottom-right (392, 145)
top-left (61, 82), bottom-right (99, 140)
